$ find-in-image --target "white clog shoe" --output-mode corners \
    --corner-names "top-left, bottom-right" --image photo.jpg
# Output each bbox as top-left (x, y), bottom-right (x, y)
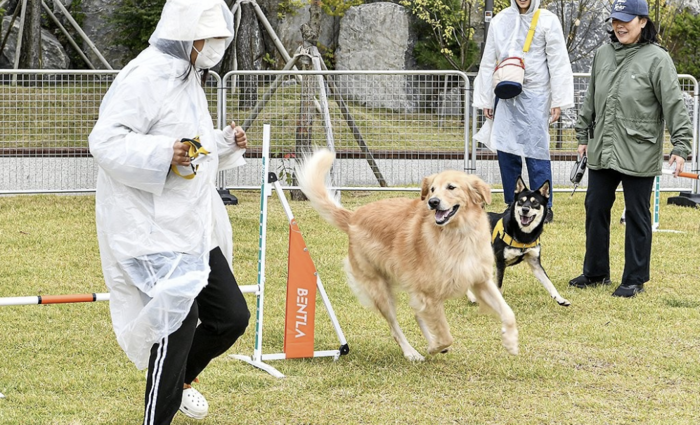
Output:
top-left (180, 384), bottom-right (208, 420)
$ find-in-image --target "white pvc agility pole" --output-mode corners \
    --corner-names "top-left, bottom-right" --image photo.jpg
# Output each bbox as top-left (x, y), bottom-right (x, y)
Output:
top-left (230, 124), bottom-right (348, 376)
top-left (0, 287), bottom-right (259, 307)
top-left (230, 124), bottom-right (284, 378)
top-left (0, 292), bottom-right (110, 306)
top-left (638, 168), bottom-right (700, 233)
top-left (654, 169), bottom-right (699, 233)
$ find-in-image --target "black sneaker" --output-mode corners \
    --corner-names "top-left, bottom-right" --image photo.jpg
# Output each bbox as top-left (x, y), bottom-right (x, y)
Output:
top-left (612, 284), bottom-right (644, 298)
top-left (544, 208), bottom-right (554, 224)
top-left (569, 274), bottom-right (612, 289)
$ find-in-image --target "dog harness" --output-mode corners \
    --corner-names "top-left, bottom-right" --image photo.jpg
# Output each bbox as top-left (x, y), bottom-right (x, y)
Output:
top-left (491, 218), bottom-right (539, 249)
top-left (170, 136), bottom-right (209, 179)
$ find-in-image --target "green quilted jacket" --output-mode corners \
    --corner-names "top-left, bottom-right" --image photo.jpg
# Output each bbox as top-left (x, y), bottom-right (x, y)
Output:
top-left (575, 42), bottom-right (692, 177)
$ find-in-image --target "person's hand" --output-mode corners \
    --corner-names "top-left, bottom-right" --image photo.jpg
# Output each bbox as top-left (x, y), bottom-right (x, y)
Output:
top-left (223, 121), bottom-right (247, 149)
top-left (550, 107), bottom-right (561, 123)
top-left (484, 108), bottom-right (494, 120)
top-left (172, 140), bottom-right (191, 166)
top-left (668, 154), bottom-right (686, 177)
top-left (577, 144), bottom-right (587, 158)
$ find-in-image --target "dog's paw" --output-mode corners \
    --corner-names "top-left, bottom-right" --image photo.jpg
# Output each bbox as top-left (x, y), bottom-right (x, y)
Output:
top-left (466, 290), bottom-right (477, 303)
top-left (403, 350), bottom-right (425, 362)
top-left (428, 343), bottom-right (452, 355)
top-left (555, 296), bottom-right (571, 307)
top-left (501, 327), bottom-right (519, 355)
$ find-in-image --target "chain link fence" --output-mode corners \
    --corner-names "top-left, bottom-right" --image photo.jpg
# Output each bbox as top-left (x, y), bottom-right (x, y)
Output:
top-left (0, 69), bottom-right (697, 195)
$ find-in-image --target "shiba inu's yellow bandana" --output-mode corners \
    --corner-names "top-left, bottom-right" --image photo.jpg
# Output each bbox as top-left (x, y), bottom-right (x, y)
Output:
top-left (492, 218), bottom-right (539, 249)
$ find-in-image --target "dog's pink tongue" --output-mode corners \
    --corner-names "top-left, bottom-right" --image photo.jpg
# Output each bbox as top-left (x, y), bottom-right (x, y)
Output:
top-left (436, 209), bottom-right (448, 220)
top-left (520, 215), bottom-right (533, 225)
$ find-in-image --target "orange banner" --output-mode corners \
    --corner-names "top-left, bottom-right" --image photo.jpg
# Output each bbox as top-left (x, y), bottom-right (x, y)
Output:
top-left (283, 219), bottom-right (317, 358)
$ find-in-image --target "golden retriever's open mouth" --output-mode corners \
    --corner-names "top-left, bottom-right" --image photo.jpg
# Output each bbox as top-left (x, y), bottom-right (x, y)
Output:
top-left (435, 205), bottom-right (459, 225)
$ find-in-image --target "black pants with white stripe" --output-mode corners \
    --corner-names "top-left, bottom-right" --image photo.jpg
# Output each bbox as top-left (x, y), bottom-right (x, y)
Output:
top-left (143, 247), bottom-right (250, 425)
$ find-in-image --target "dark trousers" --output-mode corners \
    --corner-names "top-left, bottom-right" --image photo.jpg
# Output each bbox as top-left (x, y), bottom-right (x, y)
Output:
top-left (497, 150), bottom-right (554, 208)
top-left (143, 247), bottom-right (250, 425)
top-left (583, 168), bottom-right (654, 286)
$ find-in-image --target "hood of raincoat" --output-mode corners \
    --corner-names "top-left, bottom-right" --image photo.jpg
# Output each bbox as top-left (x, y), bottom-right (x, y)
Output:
top-left (510, 0), bottom-right (540, 14)
top-left (149, 0), bottom-right (234, 64)
top-left (88, 0), bottom-right (245, 370)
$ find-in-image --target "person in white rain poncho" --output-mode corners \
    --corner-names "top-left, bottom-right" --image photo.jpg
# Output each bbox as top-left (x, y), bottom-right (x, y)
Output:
top-left (89, 0), bottom-right (250, 423)
top-left (473, 0), bottom-right (573, 222)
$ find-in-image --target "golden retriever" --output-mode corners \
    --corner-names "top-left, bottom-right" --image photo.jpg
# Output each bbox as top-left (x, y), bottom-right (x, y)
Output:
top-left (296, 149), bottom-right (518, 361)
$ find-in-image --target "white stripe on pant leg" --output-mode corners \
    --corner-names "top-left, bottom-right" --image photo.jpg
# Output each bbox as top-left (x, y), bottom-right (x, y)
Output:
top-left (144, 336), bottom-right (168, 425)
top-left (144, 340), bottom-right (163, 425)
top-left (150, 336), bottom-right (168, 425)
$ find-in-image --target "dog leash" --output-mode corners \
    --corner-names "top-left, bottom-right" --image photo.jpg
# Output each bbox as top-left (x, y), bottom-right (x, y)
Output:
top-left (570, 154), bottom-right (587, 196)
top-left (170, 136), bottom-right (209, 179)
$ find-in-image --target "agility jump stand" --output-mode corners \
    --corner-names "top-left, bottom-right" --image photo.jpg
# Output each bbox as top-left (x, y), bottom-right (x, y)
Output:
top-left (620, 169), bottom-right (700, 232)
top-left (230, 124), bottom-right (349, 378)
top-left (0, 292), bottom-right (110, 400)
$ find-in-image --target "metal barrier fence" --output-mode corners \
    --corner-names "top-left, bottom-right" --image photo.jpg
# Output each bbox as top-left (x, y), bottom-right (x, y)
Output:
top-left (0, 69), bottom-right (698, 195)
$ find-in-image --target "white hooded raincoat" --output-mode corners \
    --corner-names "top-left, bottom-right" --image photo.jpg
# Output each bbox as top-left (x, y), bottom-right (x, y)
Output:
top-left (89, 0), bottom-right (244, 370)
top-left (473, 0), bottom-right (573, 160)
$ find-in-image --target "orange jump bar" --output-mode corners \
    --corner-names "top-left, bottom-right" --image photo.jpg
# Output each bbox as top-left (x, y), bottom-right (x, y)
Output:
top-left (662, 169), bottom-right (700, 179)
top-left (0, 293), bottom-right (110, 306)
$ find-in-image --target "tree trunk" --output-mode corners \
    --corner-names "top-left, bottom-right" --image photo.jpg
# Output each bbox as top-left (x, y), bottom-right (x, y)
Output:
top-left (19, 0), bottom-right (41, 70)
top-left (219, 0), bottom-right (235, 75)
top-left (291, 1), bottom-right (322, 201)
top-left (236, 2), bottom-right (261, 110)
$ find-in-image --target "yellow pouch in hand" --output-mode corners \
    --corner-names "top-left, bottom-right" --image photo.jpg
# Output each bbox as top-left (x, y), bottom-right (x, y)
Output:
top-left (171, 136), bottom-right (210, 179)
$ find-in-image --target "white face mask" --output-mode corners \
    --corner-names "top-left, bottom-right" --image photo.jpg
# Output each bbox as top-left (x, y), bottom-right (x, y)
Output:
top-left (193, 38), bottom-right (226, 69)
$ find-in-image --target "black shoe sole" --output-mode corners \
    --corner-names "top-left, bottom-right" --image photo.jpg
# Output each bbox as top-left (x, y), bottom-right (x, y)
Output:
top-left (612, 285), bottom-right (644, 298)
top-left (569, 277), bottom-right (611, 289)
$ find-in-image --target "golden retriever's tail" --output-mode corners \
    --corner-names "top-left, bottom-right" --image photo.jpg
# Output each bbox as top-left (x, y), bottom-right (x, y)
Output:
top-left (296, 149), bottom-right (351, 233)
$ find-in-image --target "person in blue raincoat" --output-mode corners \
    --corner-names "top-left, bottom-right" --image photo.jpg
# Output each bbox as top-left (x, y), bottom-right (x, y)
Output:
top-left (473, 0), bottom-right (574, 223)
top-left (89, 0), bottom-right (249, 423)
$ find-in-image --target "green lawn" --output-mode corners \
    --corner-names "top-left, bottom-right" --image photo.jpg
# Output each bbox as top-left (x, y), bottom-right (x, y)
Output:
top-left (0, 190), bottom-right (699, 424)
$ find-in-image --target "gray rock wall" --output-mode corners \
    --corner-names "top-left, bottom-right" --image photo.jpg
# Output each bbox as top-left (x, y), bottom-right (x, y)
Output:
top-left (334, 3), bottom-right (417, 112)
top-left (78, 0), bottom-right (129, 69)
top-left (277, 5), bottom-right (336, 61)
top-left (0, 16), bottom-right (70, 69)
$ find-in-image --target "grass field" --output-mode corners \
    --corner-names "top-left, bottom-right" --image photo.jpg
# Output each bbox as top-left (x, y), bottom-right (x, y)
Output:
top-left (0, 189), bottom-right (699, 424)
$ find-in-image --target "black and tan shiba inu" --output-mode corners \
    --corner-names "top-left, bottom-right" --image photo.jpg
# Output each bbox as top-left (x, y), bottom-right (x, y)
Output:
top-left (487, 177), bottom-right (570, 306)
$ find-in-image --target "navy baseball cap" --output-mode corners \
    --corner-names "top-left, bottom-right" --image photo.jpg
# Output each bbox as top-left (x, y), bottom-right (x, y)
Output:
top-left (610, 0), bottom-right (649, 22)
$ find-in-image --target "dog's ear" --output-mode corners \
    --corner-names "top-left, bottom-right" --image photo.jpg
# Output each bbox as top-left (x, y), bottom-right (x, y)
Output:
top-left (536, 180), bottom-right (551, 199)
top-left (515, 176), bottom-right (527, 194)
top-left (466, 175), bottom-right (492, 206)
top-left (420, 174), bottom-right (436, 200)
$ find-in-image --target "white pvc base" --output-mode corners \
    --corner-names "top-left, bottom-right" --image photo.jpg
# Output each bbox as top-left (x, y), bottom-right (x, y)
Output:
top-left (261, 350), bottom-right (342, 361)
top-left (228, 354), bottom-right (285, 378)
top-left (229, 349), bottom-right (342, 379)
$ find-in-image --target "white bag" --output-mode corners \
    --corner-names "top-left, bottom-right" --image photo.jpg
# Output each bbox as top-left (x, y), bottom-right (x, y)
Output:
top-left (492, 57), bottom-right (525, 99)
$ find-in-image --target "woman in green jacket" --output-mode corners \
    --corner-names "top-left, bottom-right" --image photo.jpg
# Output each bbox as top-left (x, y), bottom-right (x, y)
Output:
top-left (569, 0), bottom-right (693, 297)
